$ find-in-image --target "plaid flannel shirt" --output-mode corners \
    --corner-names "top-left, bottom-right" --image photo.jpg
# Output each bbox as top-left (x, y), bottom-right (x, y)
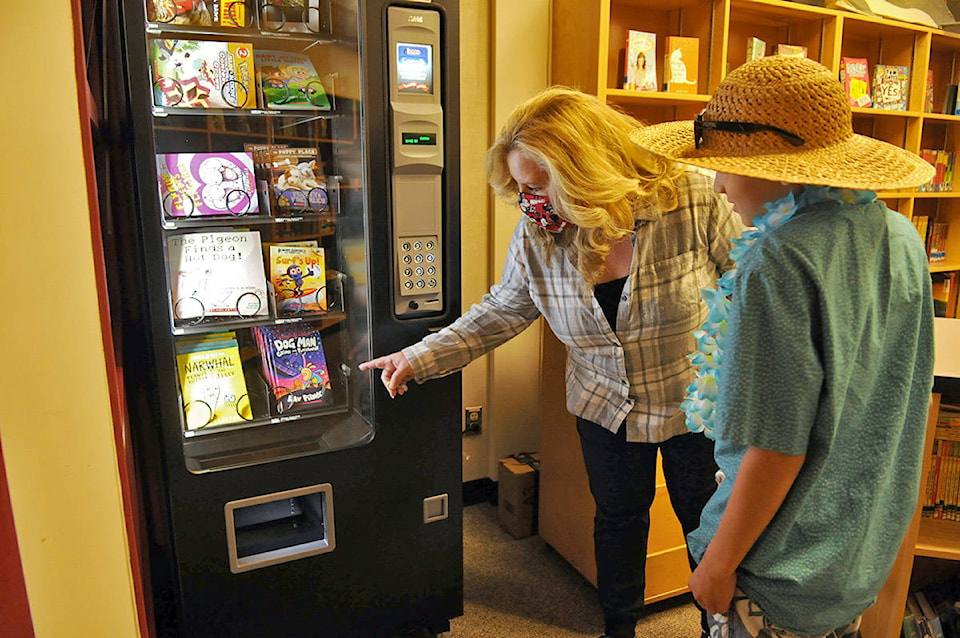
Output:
top-left (403, 169), bottom-right (743, 442)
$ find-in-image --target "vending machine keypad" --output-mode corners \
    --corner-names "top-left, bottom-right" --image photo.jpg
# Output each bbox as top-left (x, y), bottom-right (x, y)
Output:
top-left (398, 234), bottom-right (441, 295)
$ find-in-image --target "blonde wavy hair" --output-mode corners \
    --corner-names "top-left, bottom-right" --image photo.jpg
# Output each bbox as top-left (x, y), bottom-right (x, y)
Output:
top-left (486, 86), bottom-right (682, 281)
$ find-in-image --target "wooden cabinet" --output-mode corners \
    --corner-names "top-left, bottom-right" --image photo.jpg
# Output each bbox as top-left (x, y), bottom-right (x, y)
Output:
top-left (538, 328), bottom-right (693, 603)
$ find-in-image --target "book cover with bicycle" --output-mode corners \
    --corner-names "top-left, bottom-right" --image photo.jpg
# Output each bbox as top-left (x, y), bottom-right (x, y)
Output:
top-left (167, 230), bottom-right (269, 322)
top-left (255, 50), bottom-right (331, 110)
top-left (150, 38), bottom-right (257, 109)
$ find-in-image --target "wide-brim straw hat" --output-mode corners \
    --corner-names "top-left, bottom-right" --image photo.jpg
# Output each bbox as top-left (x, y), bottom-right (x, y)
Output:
top-left (630, 56), bottom-right (935, 191)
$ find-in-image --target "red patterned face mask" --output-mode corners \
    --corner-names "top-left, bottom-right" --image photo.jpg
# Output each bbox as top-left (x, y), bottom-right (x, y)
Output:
top-left (517, 192), bottom-right (572, 233)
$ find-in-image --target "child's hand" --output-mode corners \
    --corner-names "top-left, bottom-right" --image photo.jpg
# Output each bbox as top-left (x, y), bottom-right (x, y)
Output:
top-left (358, 352), bottom-right (414, 398)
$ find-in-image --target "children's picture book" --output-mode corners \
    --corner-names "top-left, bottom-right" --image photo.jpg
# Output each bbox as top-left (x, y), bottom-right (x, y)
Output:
top-left (746, 37), bottom-right (766, 63)
top-left (839, 57), bottom-right (872, 108)
top-left (269, 244), bottom-right (327, 315)
top-left (157, 152), bottom-right (259, 217)
top-left (150, 39), bottom-right (256, 109)
top-left (175, 331), bottom-right (251, 431)
top-left (624, 31), bottom-right (657, 91)
top-left (663, 36), bottom-right (699, 94)
top-left (253, 324), bottom-right (333, 414)
top-left (872, 64), bottom-right (909, 111)
top-left (255, 50), bottom-right (331, 110)
top-left (147, 0), bottom-right (248, 27)
top-left (259, 0), bottom-right (325, 34)
top-left (167, 230), bottom-right (269, 321)
top-left (772, 43), bottom-right (807, 58)
top-left (267, 147), bottom-right (329, 213)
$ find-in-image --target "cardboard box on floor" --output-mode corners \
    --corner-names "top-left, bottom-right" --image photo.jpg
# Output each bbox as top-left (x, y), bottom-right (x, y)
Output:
top-left (498, 453), bottom-right (540, 539)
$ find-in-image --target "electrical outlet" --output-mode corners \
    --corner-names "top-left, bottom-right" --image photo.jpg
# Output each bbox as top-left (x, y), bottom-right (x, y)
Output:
top-left (463, 407), bottom-right (482, 436)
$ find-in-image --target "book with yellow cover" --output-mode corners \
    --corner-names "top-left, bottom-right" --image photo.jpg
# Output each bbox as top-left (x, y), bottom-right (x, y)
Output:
top-left (175, 332), bottom-right (251, 431)
top-left (663, 36), bottom-right (699, 94)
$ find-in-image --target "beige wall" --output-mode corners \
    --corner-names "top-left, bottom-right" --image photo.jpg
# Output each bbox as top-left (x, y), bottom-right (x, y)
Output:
top-left (0, 2), bottom-right (142, 637)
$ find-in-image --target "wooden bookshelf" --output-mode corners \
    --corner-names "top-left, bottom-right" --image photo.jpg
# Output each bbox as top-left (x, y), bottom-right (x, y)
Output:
top-left (548, 0), bottom-right (960, 632)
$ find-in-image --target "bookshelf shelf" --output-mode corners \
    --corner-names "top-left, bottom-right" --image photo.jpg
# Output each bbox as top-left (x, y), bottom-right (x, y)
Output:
top-left (551, 1), bottom-right (960, 634)
top-left (916, 518), bottom-right (960, 560)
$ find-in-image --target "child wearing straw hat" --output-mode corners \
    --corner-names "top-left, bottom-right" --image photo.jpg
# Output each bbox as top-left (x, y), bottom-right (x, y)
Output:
top-left (632, 56), bottom-right (936, 637)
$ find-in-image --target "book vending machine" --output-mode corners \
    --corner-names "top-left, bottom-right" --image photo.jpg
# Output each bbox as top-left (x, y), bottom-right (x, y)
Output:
top-left (84, 0), bottom-right (461, 635)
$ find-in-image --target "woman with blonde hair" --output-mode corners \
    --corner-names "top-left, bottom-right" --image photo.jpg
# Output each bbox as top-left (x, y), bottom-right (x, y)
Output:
top-left (361, 86), bottom-right (743, 638)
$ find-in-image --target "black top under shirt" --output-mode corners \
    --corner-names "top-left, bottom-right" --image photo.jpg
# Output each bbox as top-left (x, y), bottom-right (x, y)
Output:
top-left (593, 275), bottom-right (628, 332)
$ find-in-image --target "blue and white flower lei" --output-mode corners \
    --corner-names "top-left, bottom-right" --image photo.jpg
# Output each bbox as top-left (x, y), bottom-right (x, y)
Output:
top-left (681, 185), bottom-right (876, 439)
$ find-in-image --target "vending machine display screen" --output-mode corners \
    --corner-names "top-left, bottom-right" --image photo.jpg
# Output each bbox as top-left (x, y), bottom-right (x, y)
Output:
top-left (396, 43), bottom-right (433, 94)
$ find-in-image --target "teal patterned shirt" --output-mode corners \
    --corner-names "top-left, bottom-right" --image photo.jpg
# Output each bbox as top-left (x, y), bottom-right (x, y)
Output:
top-left (687, 196), bottom-right (934, 633)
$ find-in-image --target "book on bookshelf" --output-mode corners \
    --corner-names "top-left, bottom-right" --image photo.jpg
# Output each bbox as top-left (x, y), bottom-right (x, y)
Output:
top-left (259, 0), bottom-right (325, 34)
top-left (150, 39), bottom-right (256, 109)
top-left (925, 69), bottom-right (935, 113)
top-left (624, 30), bottom-right (657, 92)
top-left (914, 592), bottom-right (946, 638)
top-left (928, 222), bottom-right (949, 262)
top-left (157, 152), bottom-right (259, 217)
top-left (872, 64), bottom-right (909, 111)
top-left (839, 57), bottom-right (872, 107)
top-left (902, 605), bottom-right (922, 638)
top-left (943, 84), bottom-right (959, 115)
top-left (147, 0), bottom-right (248, 27)
top-left (176, 331), bottom-right (251, 431)
top-left (269, 244), bottom-right (327, 315)
top-left (167, 230), bottom-right (269, 321)
top-left (772, 43), bottom-right (807, 57)
top-left (252, 323), bottom-right (333, 414)
top-left (254, 50), bottom-right (332, 110)
top-left (663, 36), bottom-right (699, 94)
top-left (746, 37), bottom-right (766, 63)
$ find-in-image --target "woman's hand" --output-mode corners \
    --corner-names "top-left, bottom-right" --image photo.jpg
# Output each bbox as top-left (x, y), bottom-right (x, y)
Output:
top-left (358, 352), bottom-right (414, 398)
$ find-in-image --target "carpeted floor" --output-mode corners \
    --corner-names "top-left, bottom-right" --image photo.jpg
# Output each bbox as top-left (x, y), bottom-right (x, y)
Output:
top-left (441, 502), bottom-right (701, 638)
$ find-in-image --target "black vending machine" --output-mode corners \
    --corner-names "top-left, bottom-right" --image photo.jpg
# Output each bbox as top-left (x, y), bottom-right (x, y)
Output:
top-left (85, 0), bottom-right (461, 635)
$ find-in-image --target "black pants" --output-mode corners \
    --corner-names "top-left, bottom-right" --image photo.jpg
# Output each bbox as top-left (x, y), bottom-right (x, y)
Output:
top-left (576, 417), bottom-right (717, 638)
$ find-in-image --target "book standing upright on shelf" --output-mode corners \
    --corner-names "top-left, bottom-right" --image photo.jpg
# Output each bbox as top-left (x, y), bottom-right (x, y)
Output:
top-left (175, 331), bottom-right (251, 431)
top-left (156, 152), bottom-right (259, 217)
top-left (269, 244), bottom-right (327, 315)
top-left (623, 30), bottom-right (657, 91)
top-left (149, 39), bottom-right (256, 109)
top-left (167, 230), bottom-right (269, 321)
top-left (663, 36), bottom-right (699, 94)
top-left (839, 57), bottom-right (872, 107)
top-left (147, 0), bottom-right (248, 27)
top-left (253, 323), bottom-right (333, 414)
top-left (746, 37), bottom-right (766, 62)
top-left (254, 50), bottom-right (332, 110)
top-left (872, 64), bottom-right (909, 111)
